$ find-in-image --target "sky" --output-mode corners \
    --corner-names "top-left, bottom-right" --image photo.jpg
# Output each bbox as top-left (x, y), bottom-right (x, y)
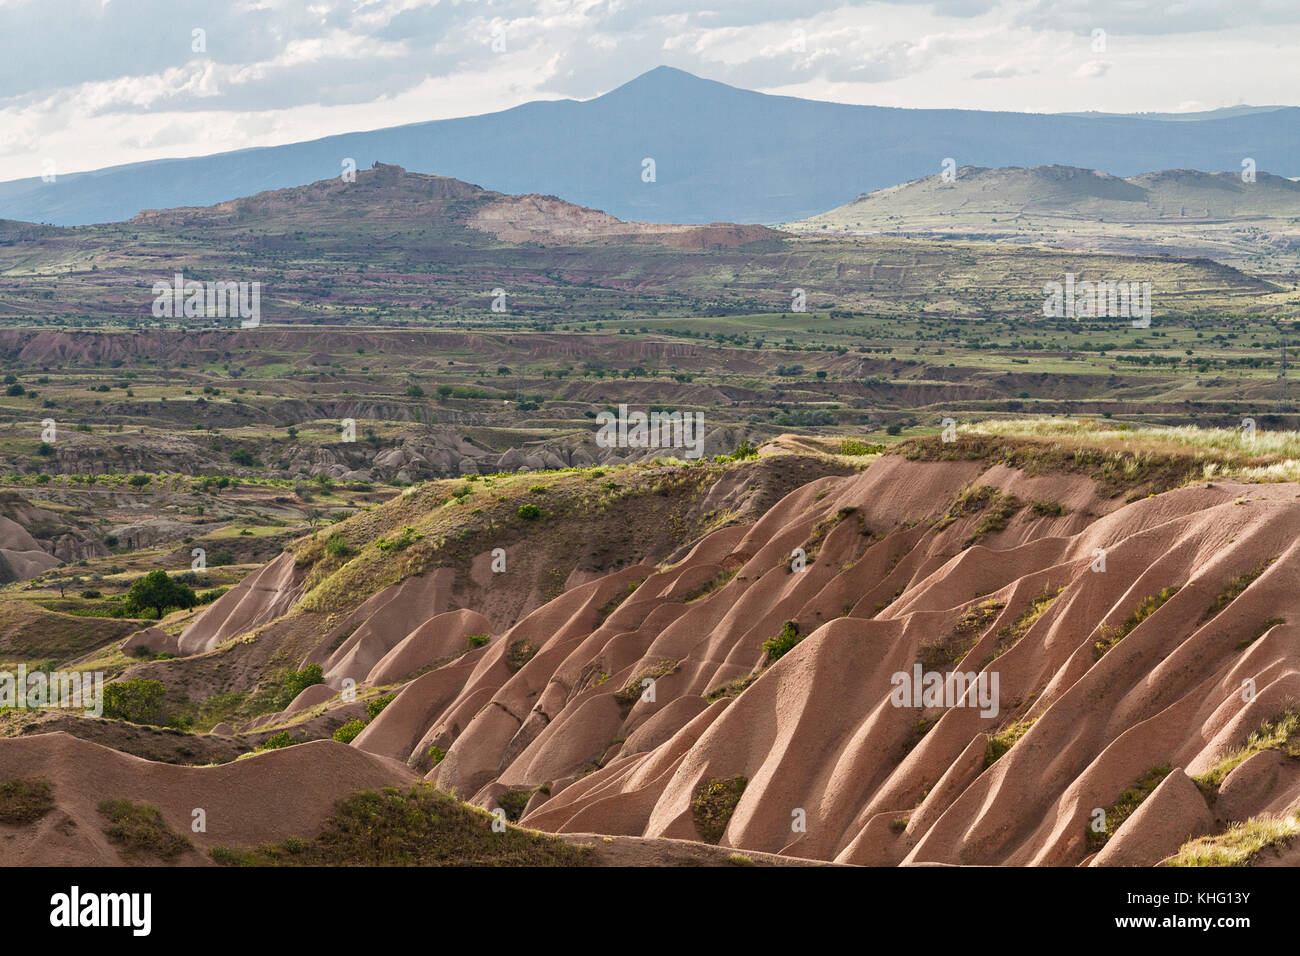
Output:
top-left (2, 0), bottom-right (1299, 179)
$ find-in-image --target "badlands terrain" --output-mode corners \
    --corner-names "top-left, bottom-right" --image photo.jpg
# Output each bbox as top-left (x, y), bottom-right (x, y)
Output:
top-left (2, 419), bottom-right (1299, 867)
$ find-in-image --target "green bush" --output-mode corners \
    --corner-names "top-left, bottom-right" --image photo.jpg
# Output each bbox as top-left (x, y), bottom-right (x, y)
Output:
top-left (762, 621), bottom-right (802, 664)
top-left (277, 664), bottom-right (324, 708)
top-left (365, 694), bottom-right (396, 720)
top-left (333, 720), bottom-right (366, 743)
top-left (102, 679), bottom-right (166, 724)
top-left (517, 504), bottom-right (543, 520)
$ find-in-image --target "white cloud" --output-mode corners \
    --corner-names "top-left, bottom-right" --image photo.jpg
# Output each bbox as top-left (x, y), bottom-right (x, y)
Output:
top-left (0, 0), bottom-right (1296, 179)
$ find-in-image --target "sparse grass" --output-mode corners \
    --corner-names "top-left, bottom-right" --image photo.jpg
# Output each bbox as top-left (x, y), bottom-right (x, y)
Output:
top-left (1202, 559), bottom-right (1275, 622)
top-left (613, 659), bottom-right (679, 707)
top-left (727, 852), bottom-right (756, 866)
top-left (681, 569), bottom-right (737, 603)
top-left (0, 777), bottom-right (54, 825)
top-left (1166, 813), bottom-right (1300, 867)
top-left (505, 638), bottom-right (537, 672)
top-left (962, 492), bottom-right (1021, 548)
top-left (1086, 765), bottom-right (1172, 850)
top-left (919, 599), bottom-right (1003, 671)
top-left (210, 785), bottom-right (591, 866)
top-left (691, 776), bottom-right (747, 844)
top-left (1193, 710), bottom-right (1300, 800)
top-left (1094, 587), bottom-right (1180, 659)
top-left (98, 799), bottom-right (192, 862)
top-left (704, 672), bottom-right (760, 702)
top-left (984, 718), bottom-right (1037, 767)
top-left (984, 588), bottom-right (1062, 664)
top-left (1238, 618), bottom-right (1284, 650)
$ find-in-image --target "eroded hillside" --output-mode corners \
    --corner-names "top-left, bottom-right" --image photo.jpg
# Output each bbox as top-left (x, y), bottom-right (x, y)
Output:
top-left (5, 423), bottom-right (1296, 867)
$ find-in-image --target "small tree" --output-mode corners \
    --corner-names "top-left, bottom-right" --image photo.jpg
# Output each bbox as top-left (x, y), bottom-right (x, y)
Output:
top-left (122, 570), bottom-right (198, 620)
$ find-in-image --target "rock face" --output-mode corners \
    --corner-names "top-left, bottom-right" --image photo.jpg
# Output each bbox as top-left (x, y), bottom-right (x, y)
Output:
top-left (335, 453), bottom-right (1300, 864)
top-left (0, 492), bottom-right (108, 581)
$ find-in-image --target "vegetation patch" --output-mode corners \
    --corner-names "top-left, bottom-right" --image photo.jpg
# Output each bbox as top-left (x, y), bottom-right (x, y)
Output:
top-left (933, 484), bottom-right (997, 531)
top-left (704, 672), bottom-right (760, 702)
top-left (614, 659), bottom-right (680, 708)
top-left (497, 788), bottom-right (532, 823)
top-left (505, 638), bottom-right (537, 672)
top-left (333, 719), bottom-right (367, 743)
top-left (1201, 559), bottom-right (1275, 622)
top-left (210, 785), bottom-right (590, 866)
top-left (962, 492), bottom-right (1021, 548)
top-left (102, 678), bottom-right (166, 725)
top-left (0, 777), bottom-right (55, 825)
top-left (98, 800), bottom-right (192, 862)
top-left (762, 620), bottom-right (802, 664)
top-left (1193, 710), bottom-right (1300, 800)
top-left (1086, 765), bottom-right (1172, 850)
top-left (1093, 587), bottom-right (1179, 659)
top-left (1166, 813), bottom-right (1300, 867)
top-left (984, 718), bottom-right (1037, 767)
top-left (690, 776), bottom-right (748, 844)
top-left (983, 588), bottom-right (1062, 665)
top-left (919, 599), bottom-right (1003, 671)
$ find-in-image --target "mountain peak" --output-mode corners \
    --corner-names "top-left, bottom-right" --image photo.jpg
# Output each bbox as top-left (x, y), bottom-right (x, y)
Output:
top-left (599, 65), bottom-right (738, 100)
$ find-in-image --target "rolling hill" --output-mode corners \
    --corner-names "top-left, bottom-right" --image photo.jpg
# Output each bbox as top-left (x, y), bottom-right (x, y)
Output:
top-left (787, 165), bottom-right (1300, 271)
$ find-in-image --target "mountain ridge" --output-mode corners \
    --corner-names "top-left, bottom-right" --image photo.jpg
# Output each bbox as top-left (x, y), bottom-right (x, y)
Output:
top-left (5, 66), bottom-right (1300, 227)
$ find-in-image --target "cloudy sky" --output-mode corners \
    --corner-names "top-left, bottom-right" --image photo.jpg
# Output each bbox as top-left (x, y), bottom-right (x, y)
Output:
top-left (3, 0), bottom-right (1298, 180)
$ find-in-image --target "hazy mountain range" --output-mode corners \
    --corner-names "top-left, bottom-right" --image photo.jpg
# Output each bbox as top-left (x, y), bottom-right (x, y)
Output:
top-left (3, 67), bottom-right (1300, 227)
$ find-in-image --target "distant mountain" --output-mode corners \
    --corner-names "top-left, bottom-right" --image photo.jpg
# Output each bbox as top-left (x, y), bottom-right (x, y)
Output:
top-left (786, 165), bottom-right (1300, 270)
top-left (3, 67), bottom-right (1300, 226)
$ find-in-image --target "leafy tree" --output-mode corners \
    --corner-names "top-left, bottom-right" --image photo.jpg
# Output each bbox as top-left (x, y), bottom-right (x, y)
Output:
top-left (122, 570), bottom-right (197, 620)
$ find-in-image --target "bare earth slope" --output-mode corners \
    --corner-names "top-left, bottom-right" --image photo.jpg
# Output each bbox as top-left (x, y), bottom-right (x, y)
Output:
top-left (4, 435), bottom-right (1297, 866)
top-left (331, 437), bottom-right (1299, 865)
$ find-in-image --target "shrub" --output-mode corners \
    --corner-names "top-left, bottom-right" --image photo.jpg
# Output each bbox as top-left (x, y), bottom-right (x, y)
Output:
top-left (277, 664), bottom-right (324, 708)
top-left (333, 720), bottom-right (367, 743)
top-left (466, 634), bottom-right (490, 649)
top-left (102, 679), bottom-right (166, 724)
top-left (365, 694), bottom-right (396, 720)
top-left (259, 731), bottom-right (296, 750)
top-left (690, 776), bottom-right (747, 843)
top-left (517, 504), bottom-right (543, 520)
top-left (762, 621), bottom-right (802, 664)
